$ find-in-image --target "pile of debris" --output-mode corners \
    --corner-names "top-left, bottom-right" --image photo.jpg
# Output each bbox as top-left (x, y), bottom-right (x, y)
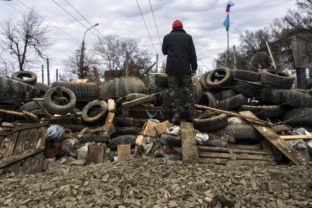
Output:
top-left (0, 67), bottom-right (312, 174)
top-left (0, 157), bottom-right (311, 207)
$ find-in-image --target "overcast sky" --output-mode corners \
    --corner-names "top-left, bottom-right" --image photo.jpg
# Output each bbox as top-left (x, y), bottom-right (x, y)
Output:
top-left (0, 0), bottom-right (297, 82)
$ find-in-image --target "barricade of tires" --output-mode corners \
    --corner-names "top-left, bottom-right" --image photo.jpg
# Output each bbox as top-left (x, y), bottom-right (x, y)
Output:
top-left (196, 67), bottom-right (312, 145)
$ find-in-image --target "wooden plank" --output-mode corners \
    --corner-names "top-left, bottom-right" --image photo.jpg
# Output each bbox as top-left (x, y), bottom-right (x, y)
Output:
top-left (0, 147), bottom-right (45, 169)
top-left (154, 120), bottom-right (170, 136)
top-left (280, 135), bottom-right (312, 140)
top-left (122, 93), bottom-right (160, 109)
top-left (195, 104), bottom-right (270, 126)
top-left (228, 144), bottom-right (262, 150)
top-left (86, 144), bottom-right (105, 164)
top-left (197, 146), bottom-right (271, 155)
top-left (107, 99), bottom-right (116, 112)
top-left (4, 132), bottom-right (19, 157)
top-left (0, 123), bottom-right (48, 137)
top-left (20, 152), bottom-right (45, 174)
top-left (142, 119), bottom-right (159, 137)
top-left (181, 122), bottom-right (198, 162)
top-left (117, 144), bottom-right (131, 159)
top-left (105, 112), bottom-right (115, 125)
top-left (198, 152), bottom-right (274, 161)
top-left (239, 111), bottom-right (308, 166)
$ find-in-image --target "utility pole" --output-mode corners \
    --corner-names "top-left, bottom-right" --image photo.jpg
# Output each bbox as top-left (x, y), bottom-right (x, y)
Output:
top-left (79, 23), bottom-right (99, 79)
top-left (233, 45), bottom-right (237, 70)
top-left (156, 53), bottom-right (159, 72)
top-left (41, 65), bottom-right (44, 83)
top-left (125, 51), bottom-right (129, 77)
top-left (56, 69), bottom-right (59, 82)
top-left (47, 58), bottom-right (50, 86)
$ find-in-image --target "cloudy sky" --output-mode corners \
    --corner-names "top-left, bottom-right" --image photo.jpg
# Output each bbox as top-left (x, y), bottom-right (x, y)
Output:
top-left (0, 0), bottom-right (297, 82)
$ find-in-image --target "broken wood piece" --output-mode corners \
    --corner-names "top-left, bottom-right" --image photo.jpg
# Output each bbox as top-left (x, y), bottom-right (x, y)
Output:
top-left (86, 144), bottom-right (105, 164)
top-left (117, 144), bottom-right (131, 159)
top-left (181, 122), bottom-right (198, 162)
top-left (122, 92), bottom-right (160, 109)
top-left (142, 119), bottom-right (159, 137)
top-left (280, 135), bottom-right (312, 140)
top-left (154, 120), bottom-right (170, 136)
top-left (107, 99), bottom-right (116, 112)
top-left (239, 111), bottom-right (308, 166)
top-left (195, 104), bottom-right (271, 126)
top-left (77, 127), bottom-right (89, 139)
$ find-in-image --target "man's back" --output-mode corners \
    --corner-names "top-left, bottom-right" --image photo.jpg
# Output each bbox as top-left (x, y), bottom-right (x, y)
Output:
top-left (162, 22), bottom-right (197, 74)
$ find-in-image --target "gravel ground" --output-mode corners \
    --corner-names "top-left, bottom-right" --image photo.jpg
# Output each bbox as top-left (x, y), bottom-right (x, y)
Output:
top-left (0, 157), bottom-right (311, 208)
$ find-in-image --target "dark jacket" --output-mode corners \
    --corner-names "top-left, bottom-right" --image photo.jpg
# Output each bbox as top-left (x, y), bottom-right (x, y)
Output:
top-left (162, 28), bottom-right (197, 74)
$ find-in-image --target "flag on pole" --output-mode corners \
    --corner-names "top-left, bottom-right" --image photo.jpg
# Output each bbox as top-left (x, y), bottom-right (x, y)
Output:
top-left (223, 1), bottom-right (234, 30)
top-left (223, 13), bottom-right (230, 31)
top-left (225, 1), bottom-right (235, 13)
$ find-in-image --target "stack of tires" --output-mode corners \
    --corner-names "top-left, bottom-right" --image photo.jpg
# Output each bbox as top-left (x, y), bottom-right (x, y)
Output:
top-left (196, 67), bottom-right (312, 144)
top-left (0, 71), bottom-right (41, 106)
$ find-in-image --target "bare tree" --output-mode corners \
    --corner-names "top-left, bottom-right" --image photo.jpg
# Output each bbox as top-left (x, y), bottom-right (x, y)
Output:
top-left (0, 9), bottom-right (49, 71)
top-left (239, 28), bottom-right (272, 56)
top-left (94, 34), bottom-right (151, 75)
top-left (64, 47), bottom-right (100, 76)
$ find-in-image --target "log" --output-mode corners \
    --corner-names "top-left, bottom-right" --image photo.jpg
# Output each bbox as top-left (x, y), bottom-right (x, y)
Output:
top-left (0, 108), bottom-right (39, 121)
top-left (122, 92), bottom-right (160, 109)
top-left (195, 104), bottom-right (271, 126)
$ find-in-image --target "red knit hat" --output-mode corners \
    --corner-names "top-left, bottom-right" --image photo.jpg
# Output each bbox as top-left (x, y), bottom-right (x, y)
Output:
top-left (172, 20), bottom-right (183, 29)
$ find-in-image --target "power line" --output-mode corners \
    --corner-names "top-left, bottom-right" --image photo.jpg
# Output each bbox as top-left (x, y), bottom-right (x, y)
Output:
top-left (62, 0), bottom-right (105, 38)
top-left (148, 0), bottom-right (162, 48)
top-left (15, 0), bottom-right (80, 44)
top-left (135, 0), bottom-right (157, 54)
top-left (51, 0), bottom-right (99, 39)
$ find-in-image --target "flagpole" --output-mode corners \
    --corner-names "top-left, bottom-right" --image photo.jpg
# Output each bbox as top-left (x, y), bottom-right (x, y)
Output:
top-left (227, 28), bottom-right (230, 66)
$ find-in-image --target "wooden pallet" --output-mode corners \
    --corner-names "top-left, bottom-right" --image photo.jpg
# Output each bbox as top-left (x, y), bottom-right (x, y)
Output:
top-left (198, 144), bottom-right (276, 165)
top-left (0, 123), bottom-right (47, 174)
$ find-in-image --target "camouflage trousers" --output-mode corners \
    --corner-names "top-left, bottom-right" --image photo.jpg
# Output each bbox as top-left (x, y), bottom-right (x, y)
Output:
top-left (166, 74), bottom-right (195, 113)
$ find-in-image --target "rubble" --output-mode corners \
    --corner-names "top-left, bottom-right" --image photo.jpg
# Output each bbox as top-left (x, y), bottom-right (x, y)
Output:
top-left (0, 157), bottom-right (311, 207)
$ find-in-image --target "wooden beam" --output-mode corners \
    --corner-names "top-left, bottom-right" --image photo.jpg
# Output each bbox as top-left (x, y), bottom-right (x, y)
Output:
top-left (181, 122), bottom-right (198, 162)
top-left (122, 93), bottom-right (160, 109)
top-left (198, 152), bottom-right (274, 161)
top-left (195, 104), bottom-right (271, 126)
top-left (239, 111), bottom-right (308, 166)
top-left (280, 135), bottom-right (312, 140)
top-left (0, 109), bottom-right (39, 121)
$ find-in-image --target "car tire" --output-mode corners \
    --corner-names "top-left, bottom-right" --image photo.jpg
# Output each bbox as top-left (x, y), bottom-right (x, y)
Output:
top-left (52, 82), bottom-right (100, 102)
top-left (261, 69), bottom-right (295, 89)
top-left (12, 71), bottom-right (37, 85)
top-left (214, 89), bottom-right (236, 101)
top-left (82, 100), bottom-right (108, 124)
top-left (44, 87), bottom-right (77, 115)
top-left (216, 94), bottom-right (248, 110)
top-left (200, 91), bottom-right (216, 107)
top-left (240, 105), bottom-right (285, 119)
top-left (223, 125), bottom-right (260, 143)
top-left (233, 70), bottom-right (260, 81)
top-left (282, 108), bottom-right (312, 126)
top-left (193, 114), bottom-right (228, 133)
top-left (206, 67), bottom-right (233, 87)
